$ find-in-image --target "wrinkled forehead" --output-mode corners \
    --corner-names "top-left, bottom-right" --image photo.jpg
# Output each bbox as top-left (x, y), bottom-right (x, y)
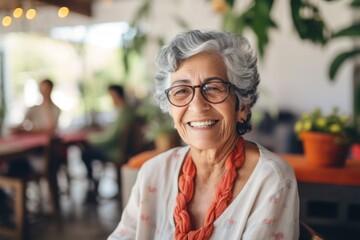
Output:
top-left (170, 52), bottom-right (227, 84)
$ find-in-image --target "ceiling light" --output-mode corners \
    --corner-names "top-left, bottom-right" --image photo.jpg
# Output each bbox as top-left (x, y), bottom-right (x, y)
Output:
top-left (2, 16), bottom-right (12, 27)
top-left (58, 7), bottom-right (69, 18)
top-left (13, 8), bottom-right (23, 18)
top-left (26, 9), bottom-right (37, 20)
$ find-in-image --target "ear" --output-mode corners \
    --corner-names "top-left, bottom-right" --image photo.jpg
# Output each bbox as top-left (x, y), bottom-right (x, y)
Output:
top-left (236, 104), bottom-right (249, 123)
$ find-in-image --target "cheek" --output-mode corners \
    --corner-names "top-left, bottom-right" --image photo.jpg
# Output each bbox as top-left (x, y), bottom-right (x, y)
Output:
top-left (170, 107), bottom-right (183, 128)
top-left (219, 102), bottom-right (238, 134)
top-left (221, 113), bottom-right (237, 135)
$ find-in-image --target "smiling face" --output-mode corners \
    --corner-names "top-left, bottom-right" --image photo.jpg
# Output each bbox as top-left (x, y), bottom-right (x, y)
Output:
top-left (170, 52), bottom-right (246, 151)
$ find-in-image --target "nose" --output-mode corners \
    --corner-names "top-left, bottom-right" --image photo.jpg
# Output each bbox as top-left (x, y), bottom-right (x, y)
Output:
top-left (188, 87), bottom-right (210, 112)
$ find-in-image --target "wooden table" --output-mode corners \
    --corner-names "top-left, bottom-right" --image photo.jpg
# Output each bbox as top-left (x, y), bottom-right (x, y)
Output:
top-left (281, 154), bottom-right (360, 231)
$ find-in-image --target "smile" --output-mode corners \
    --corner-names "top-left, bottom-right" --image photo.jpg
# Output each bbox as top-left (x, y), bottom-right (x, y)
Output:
top-left (188, 120), bottom-right (217, 128)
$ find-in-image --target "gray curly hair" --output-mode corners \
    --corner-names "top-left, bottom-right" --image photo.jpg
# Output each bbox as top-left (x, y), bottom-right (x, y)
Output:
top-left (154, 30), bottom-right (260, 135)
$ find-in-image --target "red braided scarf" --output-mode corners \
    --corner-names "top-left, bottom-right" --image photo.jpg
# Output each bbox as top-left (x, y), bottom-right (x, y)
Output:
top-left (174, 137), bottom-right (245, 240)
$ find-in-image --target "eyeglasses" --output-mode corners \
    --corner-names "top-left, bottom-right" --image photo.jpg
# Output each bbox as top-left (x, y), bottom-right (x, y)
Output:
top-left (165, 79), bottom-right (234, 107)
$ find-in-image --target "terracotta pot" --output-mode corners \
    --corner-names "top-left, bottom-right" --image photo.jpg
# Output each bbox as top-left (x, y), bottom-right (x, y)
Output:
top-left (300, 131), bottom-right (349, 167)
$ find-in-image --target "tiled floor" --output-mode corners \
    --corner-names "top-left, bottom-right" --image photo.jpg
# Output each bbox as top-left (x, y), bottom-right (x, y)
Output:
top-left (28, 146), bottom-right (123, 240)
top-left (29, 198), bottom-right (122, 240)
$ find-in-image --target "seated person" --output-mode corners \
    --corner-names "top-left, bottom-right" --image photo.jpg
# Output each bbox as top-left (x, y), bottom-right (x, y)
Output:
top-left (108, 30), bottom-right (299, 239)
top-left (11, 78), bottom-right (61, 135)
top-left (6, 78), bottom-right (61, 177)
top-left (81, 84), bottom-right (137, 194)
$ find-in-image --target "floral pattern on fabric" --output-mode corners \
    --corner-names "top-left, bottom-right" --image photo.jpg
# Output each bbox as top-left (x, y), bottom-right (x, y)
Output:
top-left (107, 145), bottom-right (299, 240)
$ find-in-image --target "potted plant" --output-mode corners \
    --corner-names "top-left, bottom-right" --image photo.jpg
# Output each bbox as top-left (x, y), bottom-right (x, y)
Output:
top-left (294, 107), bottom-right (355, 167)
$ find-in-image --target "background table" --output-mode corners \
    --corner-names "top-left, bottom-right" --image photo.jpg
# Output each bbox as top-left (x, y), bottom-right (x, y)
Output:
top-left (281, 154), bottom-right (360, 236)
top-left (0, 133), bottom-right (49, 161)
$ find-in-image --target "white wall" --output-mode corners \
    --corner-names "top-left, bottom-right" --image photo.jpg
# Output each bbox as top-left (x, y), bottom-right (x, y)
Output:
top-left (0, 0), bottom-right (355, 116)
top-left (256, 0), bottom-right (354, 115)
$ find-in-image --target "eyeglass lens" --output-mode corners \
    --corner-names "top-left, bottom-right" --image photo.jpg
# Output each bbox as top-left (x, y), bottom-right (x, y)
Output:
top-left (166, 80), bottom-right (231, 107)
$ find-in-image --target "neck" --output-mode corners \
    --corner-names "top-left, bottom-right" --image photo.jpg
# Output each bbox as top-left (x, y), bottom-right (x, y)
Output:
top-left (190, 136), bottom-right (239, 183)
top-left (42, 98), bottom-right (52, 105)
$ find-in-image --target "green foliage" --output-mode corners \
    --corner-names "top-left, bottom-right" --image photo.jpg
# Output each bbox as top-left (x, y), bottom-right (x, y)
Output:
top-left (329, 21), bottom-right (360, 80)
top-left (222, 0), bottom-right (277, 57)
top-left (329, 49), bottom-right (360, 80)
top-left (220, 0), bottom-right (358, 79)
top-left (0, 101), bottom-right (5, 119)
top-left (226, 0), bottom-right (236, 7)
top-left (290, 0), bottom-right (329, 44)
top-left (350, 0), bottom-right (360, 7)
top-left (222, 0), bottom-right (332, 57)
top-left (332, 22), bottom-right (360, 38)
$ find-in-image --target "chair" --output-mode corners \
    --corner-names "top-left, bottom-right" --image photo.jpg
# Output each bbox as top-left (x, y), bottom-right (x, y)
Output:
top-left (120, 130), bottom-right (182, 208)
top-left (97, 116), bottom-right (148, 204)
top-left (24, 136), bottom-right (63, 221)
top-left (120, 166), bottom-right (139, 209)
top-left (0, 176), bottom-right (25, 240)
top-left (120, 150), bottom-right (165, 209)
top-left (299, 221), bottom-right (326, 240)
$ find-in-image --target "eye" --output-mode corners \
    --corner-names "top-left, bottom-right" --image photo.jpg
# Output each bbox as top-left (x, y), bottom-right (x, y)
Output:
top-left (171, 86), bottom-right (192, 98)
top-left (203, 82), bottom-right (227, 93)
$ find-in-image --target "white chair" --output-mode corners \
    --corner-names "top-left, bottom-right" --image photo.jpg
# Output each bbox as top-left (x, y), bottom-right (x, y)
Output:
top-left (120, 166), bottom-right (139, 209)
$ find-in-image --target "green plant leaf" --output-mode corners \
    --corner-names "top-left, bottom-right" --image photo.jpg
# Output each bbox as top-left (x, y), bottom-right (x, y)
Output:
top-left (290, 0), bottom-right (329, 44)
top-left (351, 0), bottom-right (360, 7)
top-left (226, 0), bottom-right (236, 7)
top-left (331, 22), bottom-right (360, 38)
top-left (222, 11), bottom-right (245, 35)
top-left (329, 48), bottom-right (360, 80)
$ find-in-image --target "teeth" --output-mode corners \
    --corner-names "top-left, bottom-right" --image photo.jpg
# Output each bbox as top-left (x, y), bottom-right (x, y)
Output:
top-left (189, 121), bottom-right (216, 128)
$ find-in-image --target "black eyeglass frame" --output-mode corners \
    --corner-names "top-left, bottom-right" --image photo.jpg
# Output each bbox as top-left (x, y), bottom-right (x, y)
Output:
top-left (164, 79), bottom-right (235, 107)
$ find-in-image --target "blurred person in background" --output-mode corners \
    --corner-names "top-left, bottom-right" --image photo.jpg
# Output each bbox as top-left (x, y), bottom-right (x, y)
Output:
top-left (11, 78), bottom-right (61, 135)
top-left (5, 78), bottom-right (61, 177)
top-left (81, 84), bottom-right (136, 199)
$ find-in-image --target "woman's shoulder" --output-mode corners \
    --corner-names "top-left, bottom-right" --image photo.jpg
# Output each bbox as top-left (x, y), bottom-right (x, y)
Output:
top-left (140, 145), bottom-right (189, 174)
top-left (256, 144), bottom-right (296, 181)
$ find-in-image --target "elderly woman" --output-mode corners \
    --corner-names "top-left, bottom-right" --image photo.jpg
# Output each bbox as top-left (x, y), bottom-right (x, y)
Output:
top-left (108, 30), bottom-right (299, 239)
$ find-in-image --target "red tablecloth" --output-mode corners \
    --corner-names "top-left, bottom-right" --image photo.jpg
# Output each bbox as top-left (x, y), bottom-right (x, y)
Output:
top-left (0, 130), bottom-right (90, 161)
top-left (59, 130), bottom-right (89, 145)
top-left (0, 133), bottom-right (50, 160)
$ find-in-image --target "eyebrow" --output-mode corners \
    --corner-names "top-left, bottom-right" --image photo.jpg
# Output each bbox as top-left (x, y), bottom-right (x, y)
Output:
top-left (171, 79), bottom-right (191, 86)
top-left (171, 77), bottom-right (226, 86)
